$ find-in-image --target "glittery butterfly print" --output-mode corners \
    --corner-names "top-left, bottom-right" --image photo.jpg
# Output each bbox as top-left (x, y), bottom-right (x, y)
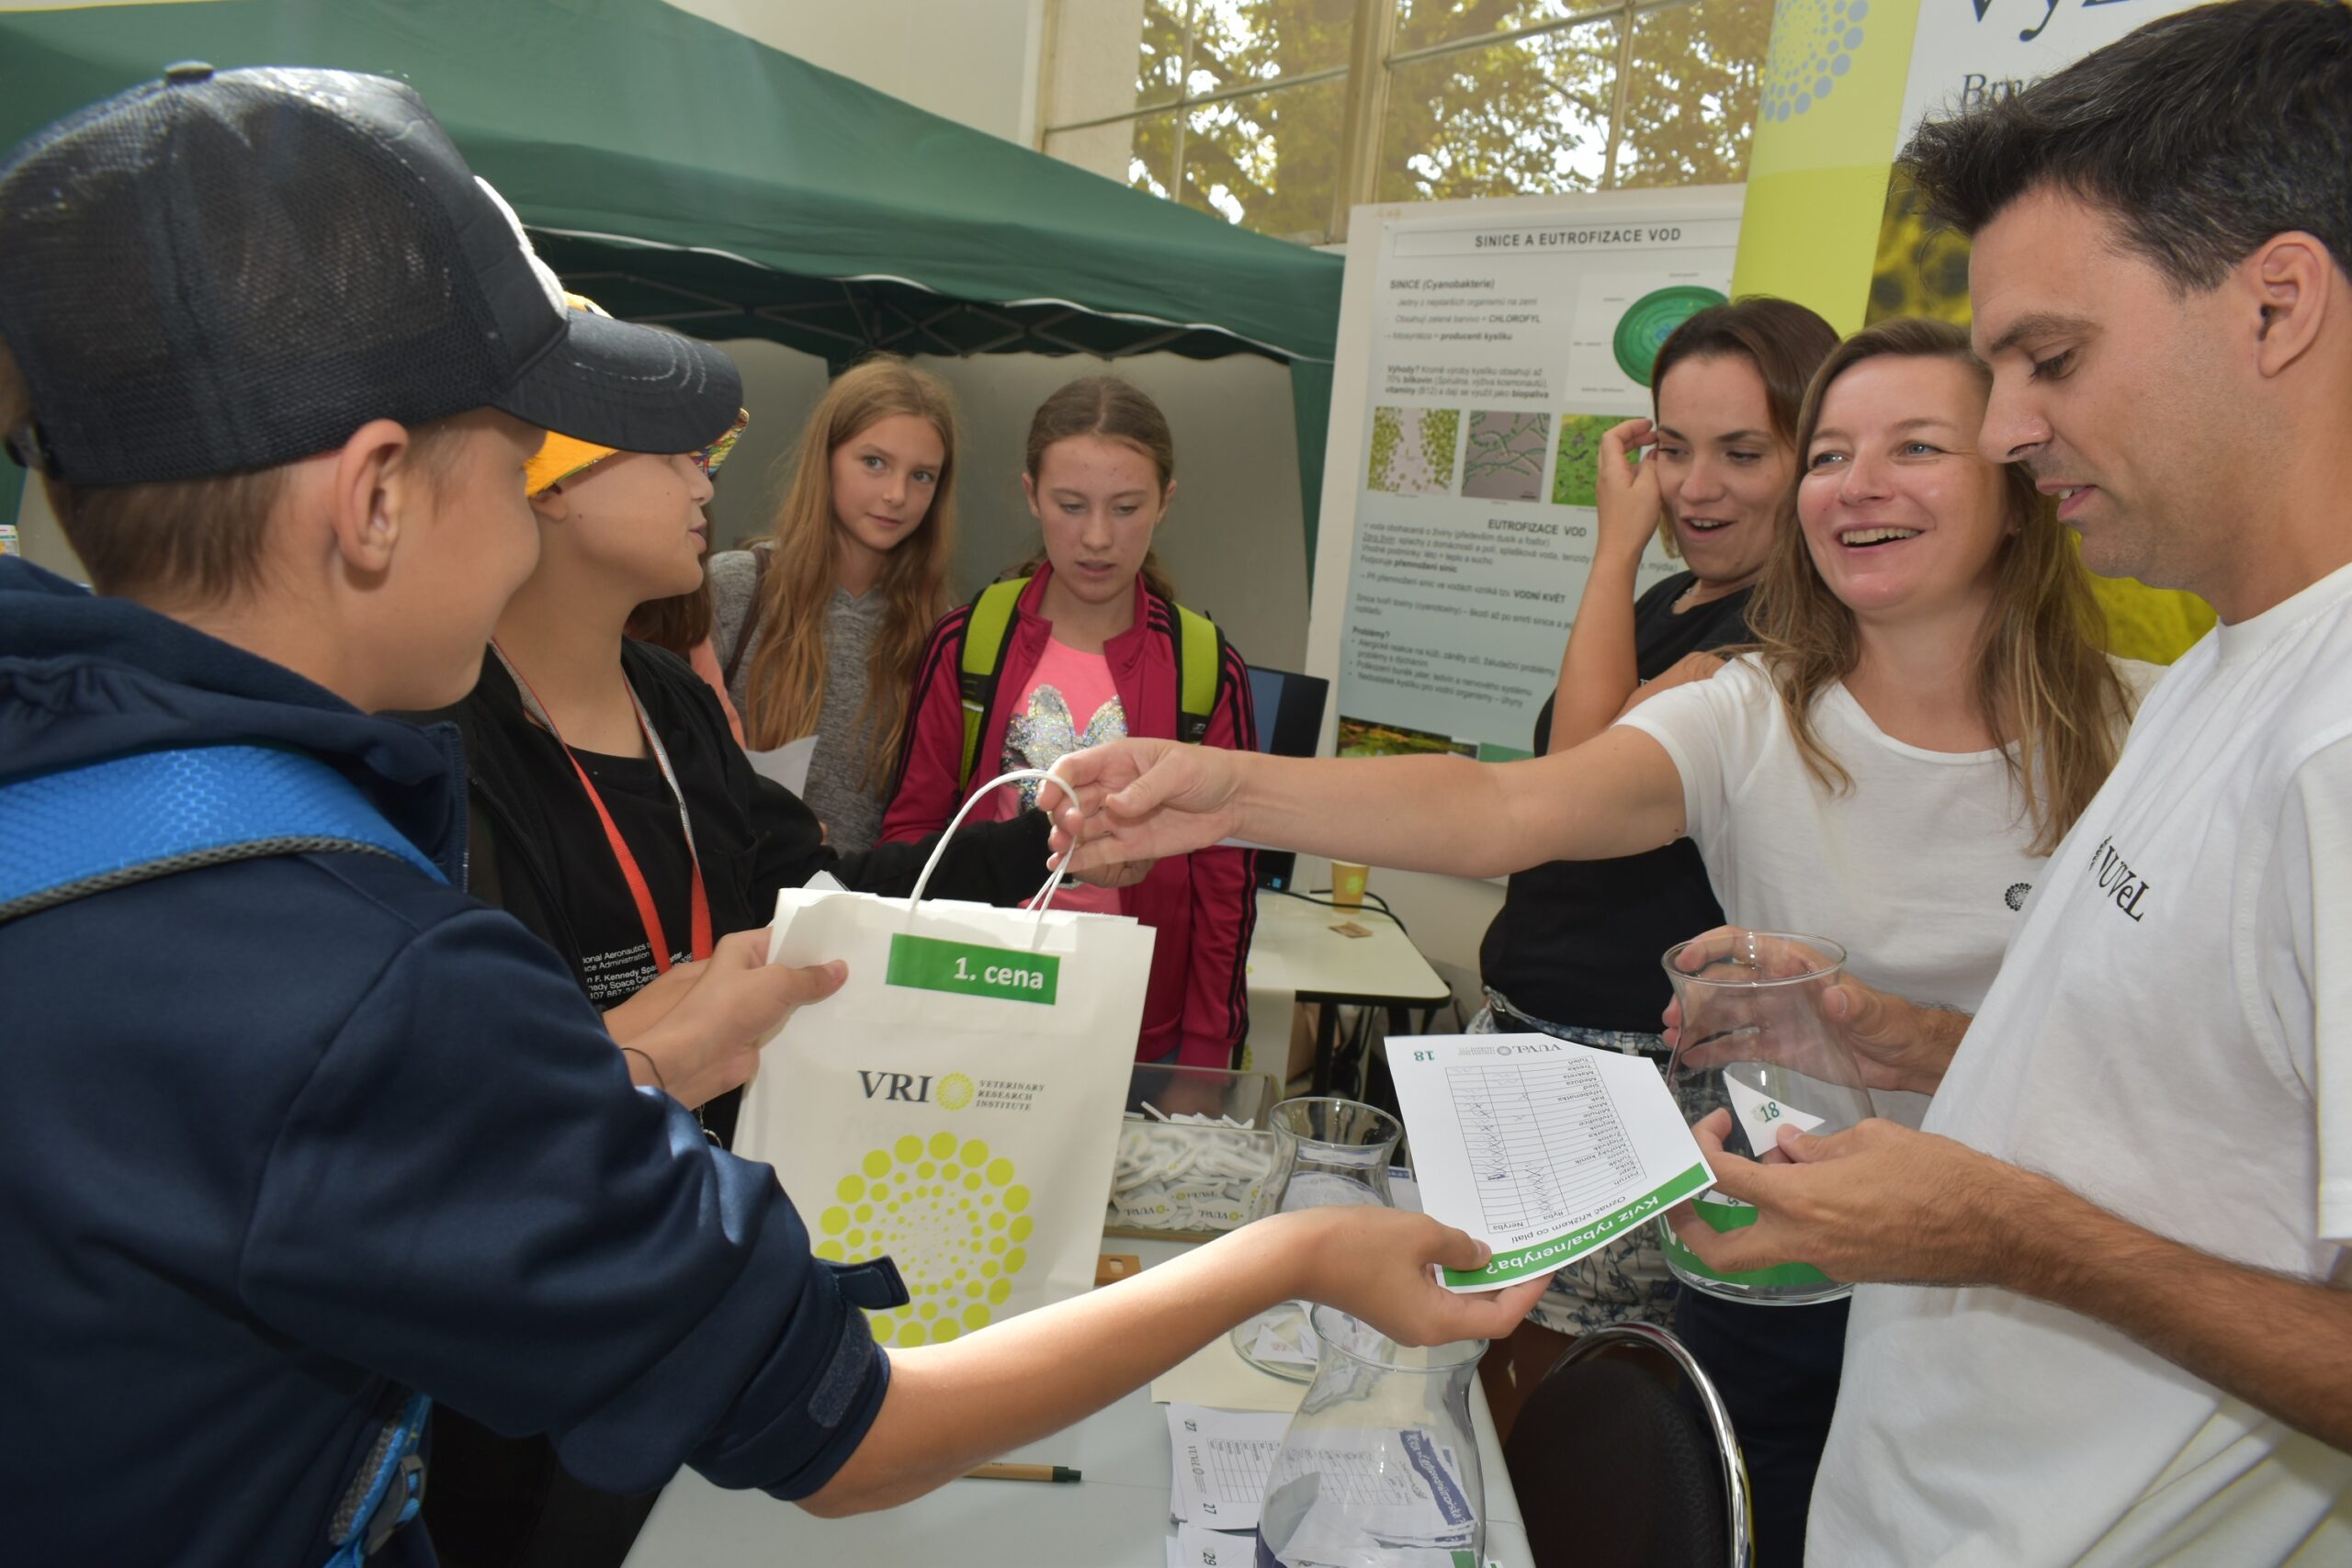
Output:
top-left (1004, 684), bottom-right (1127, 809)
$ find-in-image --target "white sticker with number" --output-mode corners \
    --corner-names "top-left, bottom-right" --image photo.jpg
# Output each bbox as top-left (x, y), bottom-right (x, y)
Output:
top-left (1172, 1523), bottom-right (1243, 1567)
top-left (1725, 1074), bottom-right (1826, 1157)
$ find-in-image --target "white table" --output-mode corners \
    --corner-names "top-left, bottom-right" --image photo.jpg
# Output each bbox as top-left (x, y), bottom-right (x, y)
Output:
top-left (1248, 890), bottom-right (1454, 1098)
top-left (627, 1237), bottom-right (1531, 1566)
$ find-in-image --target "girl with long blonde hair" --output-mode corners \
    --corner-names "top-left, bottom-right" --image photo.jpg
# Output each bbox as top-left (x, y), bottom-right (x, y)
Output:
top-left (709, 355), bottom-right (959, 852)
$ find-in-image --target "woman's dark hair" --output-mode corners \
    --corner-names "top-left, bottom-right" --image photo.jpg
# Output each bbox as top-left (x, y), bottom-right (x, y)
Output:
top-left (1900, 0), bottom-right (2350, 288)
top-left (1648, 297), bottom-right (1842, 455)
top-left (1643, 297), bottom-right (1839, 560)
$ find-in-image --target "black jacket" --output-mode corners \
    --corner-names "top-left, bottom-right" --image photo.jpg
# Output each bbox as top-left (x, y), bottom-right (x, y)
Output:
top-left (431, 638), bottom-right (1056, 988)
top-left (418, 641), bottom-right (1057, 1135)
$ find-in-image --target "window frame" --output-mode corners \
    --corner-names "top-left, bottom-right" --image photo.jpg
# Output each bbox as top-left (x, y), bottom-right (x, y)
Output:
top-left (1037, 0), bottom-right (1730, 244)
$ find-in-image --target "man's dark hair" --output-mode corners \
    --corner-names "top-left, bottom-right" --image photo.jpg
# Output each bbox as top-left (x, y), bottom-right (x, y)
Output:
top-left (1900, 0), bottom-right (2351, 290)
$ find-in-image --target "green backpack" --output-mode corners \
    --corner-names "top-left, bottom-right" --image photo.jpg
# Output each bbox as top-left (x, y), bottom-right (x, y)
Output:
top-left (956, 575), bottom-right (1225, 791)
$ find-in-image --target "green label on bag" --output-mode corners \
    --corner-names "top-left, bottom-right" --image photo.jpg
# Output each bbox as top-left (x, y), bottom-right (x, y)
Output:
top-left (886, 933), bottom-right (1059, 1005)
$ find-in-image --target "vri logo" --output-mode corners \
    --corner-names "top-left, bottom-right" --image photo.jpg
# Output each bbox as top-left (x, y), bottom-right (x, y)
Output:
top-left (859, 1069), bottom-right (976, 1110)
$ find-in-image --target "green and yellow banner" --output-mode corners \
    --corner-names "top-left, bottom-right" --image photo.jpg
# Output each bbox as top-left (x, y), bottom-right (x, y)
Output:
top-left (1735, 0), bottom-right (2217, 660)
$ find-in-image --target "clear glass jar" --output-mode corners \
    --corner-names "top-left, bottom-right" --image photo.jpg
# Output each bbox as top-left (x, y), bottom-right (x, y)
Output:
top-left (1230, 1098), bottom-right (1400, 1381)
top-left (1255, 1305), bottom-right (1486, 1568)
top-left (1655, 930), bottom-right (1870, 1305)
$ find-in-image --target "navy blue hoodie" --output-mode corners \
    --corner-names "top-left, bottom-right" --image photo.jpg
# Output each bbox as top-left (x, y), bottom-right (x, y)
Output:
top-left (0, 558), bottom-right (892, 1565)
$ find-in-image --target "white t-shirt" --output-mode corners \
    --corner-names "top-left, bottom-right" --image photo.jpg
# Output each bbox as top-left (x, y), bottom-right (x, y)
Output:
top-left (1622, 655), bottom-right (2152, 1018)
top-left (1810, 562), bottom-right (2352, 1566)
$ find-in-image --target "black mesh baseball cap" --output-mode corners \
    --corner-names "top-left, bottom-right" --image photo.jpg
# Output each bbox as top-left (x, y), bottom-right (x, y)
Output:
top-left (0, 63), bottom-right (741, 486)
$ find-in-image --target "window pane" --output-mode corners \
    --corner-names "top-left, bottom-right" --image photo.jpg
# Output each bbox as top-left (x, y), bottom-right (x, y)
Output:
top-left (1123, 111), bottom-right (1184, 197)
top-left (1176, 74), bottom-right (1348, 238)
top-left (1378, 18), bottom-right (1618, 203)
top-left (1181, 0), bottom-right (1357, 92)
top-left (1611, 0), bottom-right (1770, 189)
top-left (1048, 0), bottom-right (1357, 130)
top-left (1044, 118), bottom-right (1168, 191)
top-left (1393, 0), bottom-right (1616, 58)
top-left (1138, 0), bottom-right (1194, 108)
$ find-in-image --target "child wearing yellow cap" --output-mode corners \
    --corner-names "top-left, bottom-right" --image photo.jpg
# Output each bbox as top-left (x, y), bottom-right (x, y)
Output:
top-left (410, 297), bottom-right (1102, 1567)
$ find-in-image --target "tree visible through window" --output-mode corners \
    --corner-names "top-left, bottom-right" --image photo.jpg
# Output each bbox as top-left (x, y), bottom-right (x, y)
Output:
top-left (1041, 0), bottom-right (1769, 243)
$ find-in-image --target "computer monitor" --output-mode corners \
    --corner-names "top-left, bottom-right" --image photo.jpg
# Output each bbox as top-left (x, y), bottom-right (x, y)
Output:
top-left (1246, 666), bottom-right (1329, 891)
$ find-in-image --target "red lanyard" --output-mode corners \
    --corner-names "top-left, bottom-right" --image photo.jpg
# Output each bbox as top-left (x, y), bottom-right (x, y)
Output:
top-left (492, 642), bottom-right (713, 975)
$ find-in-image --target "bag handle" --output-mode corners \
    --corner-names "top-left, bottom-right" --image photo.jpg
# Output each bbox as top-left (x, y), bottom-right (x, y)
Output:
top-left (902, 764), bottom-right (1081, 949)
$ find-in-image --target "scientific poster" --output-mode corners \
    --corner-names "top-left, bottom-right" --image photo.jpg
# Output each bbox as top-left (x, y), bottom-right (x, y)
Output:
top-left (1337, 190), bottom-right (1742, 760)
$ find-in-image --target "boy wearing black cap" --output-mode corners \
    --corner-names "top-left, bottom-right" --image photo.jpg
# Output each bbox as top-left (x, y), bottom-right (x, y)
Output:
top-left (0, 65), bottom-right (1541, 1567)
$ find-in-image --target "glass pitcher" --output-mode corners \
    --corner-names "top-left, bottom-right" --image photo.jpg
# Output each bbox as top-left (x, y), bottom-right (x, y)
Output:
top-left (1254, 1305), bottom-right (1486, 1568)
top-left (1230, 1098), bottom-right (1400, 1381)
top-left (1655, 929), bottom-right (1870, 1305)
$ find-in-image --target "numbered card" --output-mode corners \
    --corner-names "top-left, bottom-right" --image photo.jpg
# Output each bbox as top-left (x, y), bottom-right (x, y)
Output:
top-left (1166, 1404), bottom-right (1290, 1530)
top-left (1724, 1072), bottom-right (1826, 1156)
top-left (1170, 1522), bottom-right (1245, 1568)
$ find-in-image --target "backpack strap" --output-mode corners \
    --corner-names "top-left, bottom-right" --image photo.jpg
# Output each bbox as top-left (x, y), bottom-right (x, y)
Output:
top-left (0, 742), bottom-right (442, 1563)
top-left (950, 580), bottom-right (1225, 786)
top-left (720, 544), bottom-right (771, 692)
top-left (1170, 602), bottom-right (1223, 746)
top-left (0, 744), bottom-right (445, 923)
top-left (322, 1388), bottom-right (432, 1568)
top-left (957, 576), bottom-right (1031, 793)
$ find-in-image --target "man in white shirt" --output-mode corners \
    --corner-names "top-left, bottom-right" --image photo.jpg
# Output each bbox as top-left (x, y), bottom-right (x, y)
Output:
top-left (1663, 2), bottom-right (2352, 1561)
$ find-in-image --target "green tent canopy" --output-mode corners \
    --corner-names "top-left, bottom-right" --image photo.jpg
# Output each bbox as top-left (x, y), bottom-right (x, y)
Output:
top-left (0, 0), bottom-right (1342, 558)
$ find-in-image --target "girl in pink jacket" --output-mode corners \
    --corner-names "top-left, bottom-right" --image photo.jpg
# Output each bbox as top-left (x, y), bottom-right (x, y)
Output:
top-left (881, 377), bottom-right (1257, 1068)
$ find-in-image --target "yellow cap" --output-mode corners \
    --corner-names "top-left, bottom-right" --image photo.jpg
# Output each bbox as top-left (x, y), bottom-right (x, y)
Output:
top-left (524, 427), bottom-right (616, 495)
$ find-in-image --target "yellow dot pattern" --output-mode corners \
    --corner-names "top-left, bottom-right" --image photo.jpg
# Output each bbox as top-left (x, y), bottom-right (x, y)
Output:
top-left (821, 1133), bottom-right (1031, 1345)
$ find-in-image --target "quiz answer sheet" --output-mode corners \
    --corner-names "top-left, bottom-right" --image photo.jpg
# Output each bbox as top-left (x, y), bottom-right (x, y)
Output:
top-left (1385, 1034), bottom-right (1714, 1292)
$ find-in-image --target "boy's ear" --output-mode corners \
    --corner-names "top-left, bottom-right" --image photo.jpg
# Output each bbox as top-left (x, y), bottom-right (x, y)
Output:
top-left (326, 419), bottom-right (418, 578)
top-left (528, 482), bottom-right (571, 524)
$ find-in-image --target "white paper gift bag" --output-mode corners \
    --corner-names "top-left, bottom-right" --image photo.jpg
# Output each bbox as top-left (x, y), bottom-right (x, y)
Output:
top-left (733, 769), bottom-right (1154, 1348)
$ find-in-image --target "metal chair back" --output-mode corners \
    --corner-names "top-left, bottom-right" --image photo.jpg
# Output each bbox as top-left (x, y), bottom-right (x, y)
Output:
top-left (1503, 1321), bottom-right (1752, 1568)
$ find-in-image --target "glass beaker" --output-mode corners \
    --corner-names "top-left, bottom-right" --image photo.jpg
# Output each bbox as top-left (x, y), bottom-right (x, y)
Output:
top-left (1255, 1305), bottom-right (1486, 1568)
top-left (1655, 930), bottom-right (1870, 1306)
top-left (1230, 1098), bottom-right (1400, 1381)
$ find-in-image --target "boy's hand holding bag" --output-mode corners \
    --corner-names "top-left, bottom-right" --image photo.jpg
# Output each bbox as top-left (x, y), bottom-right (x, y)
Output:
top-left (734, 769), bottom-right (1154, 1347)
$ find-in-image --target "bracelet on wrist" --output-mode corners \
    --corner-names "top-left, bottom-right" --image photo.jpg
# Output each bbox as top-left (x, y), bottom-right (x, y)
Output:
top-left (618, 1044), bottom-right (667, 1093)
